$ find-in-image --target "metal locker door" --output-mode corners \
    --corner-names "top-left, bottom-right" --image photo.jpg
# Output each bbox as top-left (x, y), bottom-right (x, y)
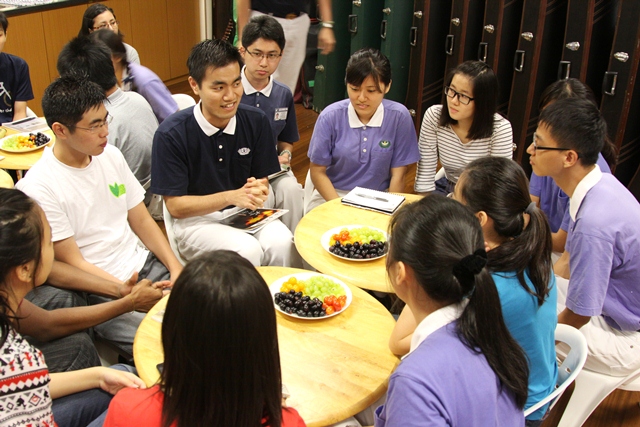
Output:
top-left (600, 0), bottom-right (640, 190)
top-left (560, 0), bottom-right (618, 104)
top-left (379, 0), bottom-right (415, 103)
top-left (480, 0), bottom-right (524, 115)
top-left (312, 0), bottom-right (352, 113)
top-left (349, 0), bottom-right (385, 53)
top-left (507, 0), bottom-right (568, 174)
top-left (444, 0), bottom-right (485, 73)
top-left (405, 0), bottom-right (453, 130)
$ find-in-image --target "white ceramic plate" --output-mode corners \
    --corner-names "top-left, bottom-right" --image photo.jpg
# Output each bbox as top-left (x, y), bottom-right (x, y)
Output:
top-left (0, 132), bottom-right (50, 153)
top-left (270, 272), bottom-right (352, 320)
top-left (320, 224), bottom-right (388, 262)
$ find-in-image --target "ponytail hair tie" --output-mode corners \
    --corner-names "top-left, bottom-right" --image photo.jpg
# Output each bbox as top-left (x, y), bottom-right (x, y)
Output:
top-left (524, 202), bottom-right (536, 215)
top-left (452, 249), bottom-right (488, 290)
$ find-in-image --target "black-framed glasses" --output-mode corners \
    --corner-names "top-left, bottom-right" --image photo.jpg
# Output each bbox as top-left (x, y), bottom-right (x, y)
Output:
top-left (70, 113), bottom-right (113, 133)
top-left (444, 86), bottom-right (474, 105)
top-left (245, 50), bottom-right (282, 62)
top-left (93, 20), bottom-right (119, 31)
top-left (532, 133), bottom-right (570, 152)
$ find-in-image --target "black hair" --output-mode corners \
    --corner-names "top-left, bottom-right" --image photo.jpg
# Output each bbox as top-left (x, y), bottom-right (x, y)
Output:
top-left (439, 60), bottom-right (499, 140)
top-left (538, 98), bottom-right (606, 166)
top-left (345, 48), bottom-right (392, 92)
top-left (57, 36), bottom-right (117, 92)
top-left (0, 189), bottom-right (44, 347)
top-left (160, 251), bottom-right (282, 427)
top-left (187, 39), bottom-right (243, 87)
top-left (388, 196), bottom-right (529, 409)
top-left (241, 15), bottom-right (286, 52)
top-left (459, 157), bottom-right (553, 306)
top-left (41, 75), bottom-right (107, 131)
top-left (539, 78), bottom-right (617, 168)
top-left (0, 12), bottom-right (8, 33)
top-left (90, 28), bottom-right (128, 65)
top-left (78, 3), bottom-right (116, 37)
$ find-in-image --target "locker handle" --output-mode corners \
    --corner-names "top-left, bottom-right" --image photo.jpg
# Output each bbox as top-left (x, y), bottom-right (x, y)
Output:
top-left (380, 20), bottom-right (387, 40)
top-left (603, 71), bottom-right (618, 96)
top-left (410, 27), bottom-right (418, 47)
top-left (348, 15), bottom-right (358, 33)
top-left (478, 42), bottom-right (488, 63)
top-left (558, 61), bottom-right (571, 80)
top-left (514, 50), bottom-right (525, 72)
top-left (445, 35), bottom-right (454, 56)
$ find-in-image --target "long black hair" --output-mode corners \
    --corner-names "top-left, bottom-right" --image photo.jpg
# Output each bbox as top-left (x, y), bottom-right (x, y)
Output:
top-left (459, 157), bottom-right (553, 306)
top-left (0, 189), bottom-right (44, 346)
top-left (160, 251), bottom-right (282, 427)
top-left (388, 195), bottom-right (529, 408)
top-left (439, 60), bottom-right (499, 140)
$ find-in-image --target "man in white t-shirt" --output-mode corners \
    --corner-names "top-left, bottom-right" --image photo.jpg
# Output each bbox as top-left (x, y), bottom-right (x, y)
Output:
top-left (16, 76), bottom-right (183, 357)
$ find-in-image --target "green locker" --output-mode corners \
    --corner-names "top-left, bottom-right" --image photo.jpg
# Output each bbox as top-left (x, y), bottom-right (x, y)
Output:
top-left (313, 0), bottom-right (352, 113)
top-left (379, 0), bottom-right (415, 103)
top-left (349, 0), bottom-right (385, 53)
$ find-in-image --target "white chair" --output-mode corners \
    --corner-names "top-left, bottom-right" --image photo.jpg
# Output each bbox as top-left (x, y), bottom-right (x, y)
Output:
top-left (162, 200), bottom-right (187, 265)
top-left (171, 93), bottom-right (196, 110)
top-left (303, 169), bottom-right (314, 215)
top-left (26, 106), bottom-right (37, 117)
top-left (524, 324), bottom-right (588, 418)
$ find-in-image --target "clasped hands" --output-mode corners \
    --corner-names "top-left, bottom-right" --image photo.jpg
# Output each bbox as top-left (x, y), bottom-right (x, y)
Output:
top-left (232, 177), bottom-right (269, 210)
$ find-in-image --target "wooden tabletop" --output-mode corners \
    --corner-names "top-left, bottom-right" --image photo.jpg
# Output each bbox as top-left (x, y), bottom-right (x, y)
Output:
top-left (133, 266), bottom-right (399, 427)
top-left (294, 194), bottom-right (422, 293)
top-left (0, 127), bottom-right (54, 171)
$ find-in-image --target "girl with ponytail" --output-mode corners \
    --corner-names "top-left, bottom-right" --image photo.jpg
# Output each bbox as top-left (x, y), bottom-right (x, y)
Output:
top-left (377, 195), bottom-right (528, 426)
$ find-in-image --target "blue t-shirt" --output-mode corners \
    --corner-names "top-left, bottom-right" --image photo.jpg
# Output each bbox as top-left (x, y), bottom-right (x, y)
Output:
top-left (492, 271), bottom-right (558, 420)
top-left (0, 52), bottom-right (33, 123)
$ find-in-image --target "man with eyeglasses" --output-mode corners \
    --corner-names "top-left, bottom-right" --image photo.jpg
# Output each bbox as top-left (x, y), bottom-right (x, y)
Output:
top-left (528, 98), bottom-right (640, 377)
top-left (239, 15), bottom-right (303, 233)
top-left (16, 75), bottom-right (183, 365)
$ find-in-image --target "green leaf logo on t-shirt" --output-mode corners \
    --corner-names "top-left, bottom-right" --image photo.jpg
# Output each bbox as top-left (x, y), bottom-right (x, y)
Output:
top-left (109, 182), bottom-right (126, 198)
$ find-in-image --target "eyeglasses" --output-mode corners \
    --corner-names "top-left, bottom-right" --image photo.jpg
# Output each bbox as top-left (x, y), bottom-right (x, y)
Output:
top-left (245, 50), bottom-right (282, 62)
top-left (92, 20), bottom-right (119, 31)
top-left (532, 133), bottom-right (569, 152)
top-left (444, 86), bottom-right (474, 105)
top-left (70, 113), bottom-right (113, 133)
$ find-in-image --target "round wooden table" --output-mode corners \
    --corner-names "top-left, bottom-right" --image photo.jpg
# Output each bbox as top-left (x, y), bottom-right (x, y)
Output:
top-left (0, 127), bottom-right (54, 175)
top-left (133, 266), bottom-right (399, 427)
top-left (294, 194), bottom-right (422, 293)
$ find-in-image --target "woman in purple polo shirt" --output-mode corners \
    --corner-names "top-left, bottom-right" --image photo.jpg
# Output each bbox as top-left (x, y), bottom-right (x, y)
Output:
top-left (377, 195), bottom-right (528, 426)
top-left (306, 48), bottom-right (420, 212)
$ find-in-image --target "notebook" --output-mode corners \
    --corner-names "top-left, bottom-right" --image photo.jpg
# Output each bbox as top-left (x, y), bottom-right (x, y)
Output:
top-left (341, 187), bottom-right (405, 215)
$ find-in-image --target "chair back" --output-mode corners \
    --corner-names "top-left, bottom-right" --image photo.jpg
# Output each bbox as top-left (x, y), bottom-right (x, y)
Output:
top-left (162, 200), bottom-right (187, 265)
top-left (171, 93), bottom-right (196, 110)
top-left (303, 169), bottom-right (315, 215)
top-left (524, 324), bottom-right (588, 417)
top-left (26, 106), bottom-right (37, 118)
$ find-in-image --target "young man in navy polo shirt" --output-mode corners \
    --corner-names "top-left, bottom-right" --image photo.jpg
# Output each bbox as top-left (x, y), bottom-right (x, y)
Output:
top-left (528, 98), bottom-right (640, 376)
top-left (151, 39), bottom-right (300, 267)
top-left (240, 15), bottom-right (303, 233)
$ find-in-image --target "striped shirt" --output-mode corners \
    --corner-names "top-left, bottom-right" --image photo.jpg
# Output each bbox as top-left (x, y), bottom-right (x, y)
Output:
top-left (414, 105), bottom-right (514, 193)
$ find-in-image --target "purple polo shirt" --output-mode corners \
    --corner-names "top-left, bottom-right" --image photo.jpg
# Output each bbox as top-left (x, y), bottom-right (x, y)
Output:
top-left (375, 322), bottom-right (524, 426)
top-left (566, 170), bottom-right (640, 331)
top-left (530, 153), bottom-right (611, 232)
top-left (308, 98), bottom-right (420, 192)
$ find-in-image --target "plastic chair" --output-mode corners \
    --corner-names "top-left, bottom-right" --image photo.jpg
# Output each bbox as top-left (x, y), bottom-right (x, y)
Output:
top-left (162, 200), bottom-right (187, 265)
top-left (524, 324), bottom-right (588, 418)
top-left (303, 169), bottom-right (315, 215)
top-left (26, 106), bottom-right (37, 117)
top-left (557, 363), bottom-right (640, 426)
top-left (171, 93), bottom-right (196, 110)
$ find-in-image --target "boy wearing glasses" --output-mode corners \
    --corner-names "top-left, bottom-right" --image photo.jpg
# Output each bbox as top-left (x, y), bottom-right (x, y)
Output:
top-left (16, 75), bottom-right (183, 359)
top-left (0, 12), bottom-right (34, 123)
top-left (529, 98), bottom-right (640, 376)
top-left (240, 15), bottom-right (303, 232)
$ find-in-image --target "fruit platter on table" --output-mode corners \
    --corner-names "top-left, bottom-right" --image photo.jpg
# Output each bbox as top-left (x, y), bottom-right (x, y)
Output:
top-left (0, 132), bottom-right (51, 153)
top-left (270, 272), bottom-right (352, 319)
top-left (320, 225), bottom-right (388, 261)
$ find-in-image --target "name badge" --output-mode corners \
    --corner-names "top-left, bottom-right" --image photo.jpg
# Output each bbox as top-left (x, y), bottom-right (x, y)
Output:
top-left (274, 107), bottom-right (288, 121)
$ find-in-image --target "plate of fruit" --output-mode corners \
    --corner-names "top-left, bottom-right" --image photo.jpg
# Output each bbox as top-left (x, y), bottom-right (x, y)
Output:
top-left (0, 132), bottom-right (51, 153)
top-left (320, 225), bottom-right (388, 261)
top-left (270, 272), bottom-right (352, 320)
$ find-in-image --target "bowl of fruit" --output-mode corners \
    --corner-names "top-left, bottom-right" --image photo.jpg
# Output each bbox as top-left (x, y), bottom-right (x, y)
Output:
top-left (320, 225), bottom-right (388, 261)
top-left (270, 272), bottom-right (352, 320)
top-left (0, 132), bottom-right (51, 153)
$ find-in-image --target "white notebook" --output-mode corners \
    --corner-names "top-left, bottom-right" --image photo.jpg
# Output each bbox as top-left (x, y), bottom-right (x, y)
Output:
top-left (341, 187), bottom-right (405, 215)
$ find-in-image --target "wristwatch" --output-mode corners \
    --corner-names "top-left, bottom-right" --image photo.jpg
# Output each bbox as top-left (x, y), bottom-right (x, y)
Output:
top-left (280, 149), bottom-right (292, 161)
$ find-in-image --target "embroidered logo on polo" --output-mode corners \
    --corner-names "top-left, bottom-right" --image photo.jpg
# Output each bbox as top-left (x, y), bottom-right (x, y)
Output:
top-left (109, 183), bottom-right (126, 198)
top-left (238, 147), bottom-right (251, 155)
top-left (379, 140), bottom-right (391, 148)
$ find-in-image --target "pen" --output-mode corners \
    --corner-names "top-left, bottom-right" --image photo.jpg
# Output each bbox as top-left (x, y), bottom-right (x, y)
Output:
top-left (9, 116), bottom-right (36, 125)
top-left (356, 193), bottom-right (389, 203)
